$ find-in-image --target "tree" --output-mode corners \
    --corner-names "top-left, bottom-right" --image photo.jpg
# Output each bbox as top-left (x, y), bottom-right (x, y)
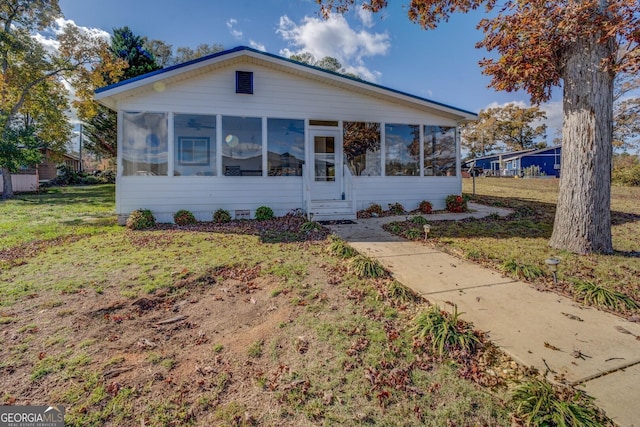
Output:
top-left (493, 105), bottom-right (547, 151)
top-left (82, 27), bottom-right (161, 159)
top-left (1, 0), bottom-right (123, 199)
top-left (613, 72), bottom-right (640, 151)
top-left (144, 40), bottom-right (224, 67)
top-left (289, 52), bottom-right (361, 78)
top-left (319, 0), bottom-right (640, 255)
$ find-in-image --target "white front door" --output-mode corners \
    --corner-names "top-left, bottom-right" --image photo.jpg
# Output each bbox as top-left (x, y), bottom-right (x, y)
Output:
top-left (310, 129), bottom-right (342, 200)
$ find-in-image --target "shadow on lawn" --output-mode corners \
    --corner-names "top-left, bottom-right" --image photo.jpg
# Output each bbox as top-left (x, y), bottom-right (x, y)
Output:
top-left (386, 194), bottom-right (640, 247)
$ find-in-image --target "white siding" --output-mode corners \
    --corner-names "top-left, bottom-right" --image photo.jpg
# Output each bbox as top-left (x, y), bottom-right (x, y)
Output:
top-left (117, 64), bottom-right (459, 127)
top-left (353, 177), bottom-right (460, 212)
top-left (117, 176), bottom-right (302, 223)
top-left (113, 60), bottom-right (463, 221)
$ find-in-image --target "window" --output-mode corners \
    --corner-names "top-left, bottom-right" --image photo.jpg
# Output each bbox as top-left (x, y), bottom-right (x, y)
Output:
top-left (343, 122), bottom-right (381, 176)
top-left (236, 71), bottom-right (253, 94)
top-left (122, 112), bottom-right (168, 176)
top-left (174, 114), bottom-right (216, 176)
top-left (267, 118), bottom-right (304, 176)
top-left (385, 124), bottom-right (420, 176)
top-left (222, 116), bottom-right (262, 176)
top-left (424, 126), bottom-right (456, 176)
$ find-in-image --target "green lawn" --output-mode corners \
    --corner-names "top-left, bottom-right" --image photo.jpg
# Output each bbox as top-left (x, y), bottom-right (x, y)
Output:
top-left (388, 178), bottom-right (640, 317)
top-left (1, 185), bottom-right (534, 426)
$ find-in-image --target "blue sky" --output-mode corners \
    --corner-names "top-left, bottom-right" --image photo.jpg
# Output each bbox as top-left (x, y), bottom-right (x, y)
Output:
top-left (58, 0), bottom-right (563, 138)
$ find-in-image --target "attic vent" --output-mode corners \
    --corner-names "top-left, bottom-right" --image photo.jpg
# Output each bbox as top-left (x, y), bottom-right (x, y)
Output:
top-left (236, 71), bottom-right (253, 94)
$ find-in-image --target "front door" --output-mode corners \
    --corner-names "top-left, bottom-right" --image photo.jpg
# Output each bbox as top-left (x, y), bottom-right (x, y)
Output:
top-left (310, 129), bottom-right (342, 200)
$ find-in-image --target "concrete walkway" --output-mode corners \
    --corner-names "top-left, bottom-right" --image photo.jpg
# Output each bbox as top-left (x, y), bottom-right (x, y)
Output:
top-left (327, 203), bottom-right (640, 427)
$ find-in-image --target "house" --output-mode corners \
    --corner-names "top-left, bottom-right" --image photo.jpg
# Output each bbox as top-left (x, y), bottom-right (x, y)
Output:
top-left (38, 149), bottom-right (81, 181)
top-left (95, 46), bottom-right (477, 223)
top-left (464, 145), bottom-right (561, 178)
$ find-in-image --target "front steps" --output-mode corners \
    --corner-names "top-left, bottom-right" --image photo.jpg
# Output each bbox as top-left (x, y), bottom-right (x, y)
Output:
top-left (309, 200), bottom-right (356, 221)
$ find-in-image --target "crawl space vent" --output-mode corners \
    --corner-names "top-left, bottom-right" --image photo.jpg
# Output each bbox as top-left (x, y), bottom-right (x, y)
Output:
top-left (235, 71), bottom-right (253, 94)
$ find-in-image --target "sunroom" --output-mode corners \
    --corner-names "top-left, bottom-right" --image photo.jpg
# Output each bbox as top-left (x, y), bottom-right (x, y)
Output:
top-left (97, 46), bottom-right (476, 223)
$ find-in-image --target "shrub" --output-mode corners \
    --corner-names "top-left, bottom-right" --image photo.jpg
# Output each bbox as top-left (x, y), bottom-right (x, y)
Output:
top-left (255, 206), bottom-right (274, 221)
top-left (213, 209), bottom-right (231, 223)
top-left (445, 194), bottom-right (467, 213)
top-left (419, 200), bottom-right (433, 214)
top-left (411, 215), bottom-right (428, 225)
top-left (499, 259), bottom-right (545, 280)
top-left (300, 221), bottom-right (322, 233)
top-left (173, 209), bottom-right (196, 226)
top-left (412, 305), bottom-right (479, 356)
top-left (126, 209), bottom-right (156, 230)
top-left (512, 379), bottom-right (602, 427)
top-left (404, 228), bottom-right (423, 239)
top-left (388, 202), bottom-right (405, 215)
top-left (328, 235), bottom-right (356, 259)
top-left (366, 203), bottom-right (383, 215)
top-left (573, 280), bottom-right (639, 311)
top-left (350, 255), bottom-right (386, 278)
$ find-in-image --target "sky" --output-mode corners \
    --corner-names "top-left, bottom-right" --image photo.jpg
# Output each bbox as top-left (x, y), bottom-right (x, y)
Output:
top-left (57, 0), bottom-right (564, 140)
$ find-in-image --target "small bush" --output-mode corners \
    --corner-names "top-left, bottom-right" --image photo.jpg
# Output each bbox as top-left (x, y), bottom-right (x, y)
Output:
top-left (213, 209), bottom-right (231, 223)
top-left (419, 200), bottom-right (433, 214)
top-left (173, 209), bottom-right (196, 226)
top-left (328, 235), bottom-right (356, 259)
top-left (300, 221), bottom-right (322, 233)
top-left (411, 215), bottom-right (428, 225)
top-left (255, 206), bottom-right (274, 221)
top-left (404, 228), bottom-right (423, 239)
top-left (500, 259), bottom-right (545, 280)
top-left (366, 203), bottom-right (383, 215)
top-left (573, 280), bottom-right (639, 311)
top-left (350, 255), bottom-right (386, 278)
top-left (388, 202), bottom-right (405, 215)
top-left (126, 209), bottom-right (156, 230)
top-left (512, 379), bottom-right (603, 427)
top-left (412, 305), bottom-right (479, 356)
top-left (445, 194), bottom-right (467, 213)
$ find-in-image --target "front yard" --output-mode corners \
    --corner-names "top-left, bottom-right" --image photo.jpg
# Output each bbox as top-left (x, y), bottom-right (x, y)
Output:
top-left (0, 185), bottom-right (519, 426)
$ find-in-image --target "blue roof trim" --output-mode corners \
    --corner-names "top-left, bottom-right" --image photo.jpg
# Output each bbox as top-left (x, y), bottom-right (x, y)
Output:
top-left (95, 46), bottom-right (477, 118)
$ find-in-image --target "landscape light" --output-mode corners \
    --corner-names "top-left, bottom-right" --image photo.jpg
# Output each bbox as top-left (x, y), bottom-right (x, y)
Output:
top-left (545, 257), bottom-right (561, 284)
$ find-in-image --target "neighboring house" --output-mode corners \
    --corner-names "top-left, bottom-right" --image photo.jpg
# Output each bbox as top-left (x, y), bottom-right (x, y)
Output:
top-left (95, 46), bottom-right (477, 223)
top-left (464, 145), bottom-right (562, 178)
top-left (39, 149), bottom-right (81, 181)
top-left (0, 149), bottom-right (81, 194)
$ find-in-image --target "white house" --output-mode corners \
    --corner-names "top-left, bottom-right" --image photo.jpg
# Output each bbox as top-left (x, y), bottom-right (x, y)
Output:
top-left (95, 46), bottom-right (477, 223)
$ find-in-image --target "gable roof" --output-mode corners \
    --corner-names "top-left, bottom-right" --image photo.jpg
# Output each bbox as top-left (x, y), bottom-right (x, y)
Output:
top-left (95, 46), bottom-right (477, 122)
top-left (464, 145), bottom-right (561, 165)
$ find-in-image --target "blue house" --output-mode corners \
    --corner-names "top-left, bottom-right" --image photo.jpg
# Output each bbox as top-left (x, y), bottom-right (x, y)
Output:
top-left (465, 145), bottom-right (561, 177)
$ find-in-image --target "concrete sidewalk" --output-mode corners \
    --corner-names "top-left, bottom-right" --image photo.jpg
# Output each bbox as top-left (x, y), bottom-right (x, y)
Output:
top-left (327, 205), bottom-right (640, 427)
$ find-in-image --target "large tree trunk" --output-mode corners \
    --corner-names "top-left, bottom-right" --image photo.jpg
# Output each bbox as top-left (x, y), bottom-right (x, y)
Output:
top-left (550, 34), bottom-right (614, 254)
top-left (1, 166), bottom-right (14, 200)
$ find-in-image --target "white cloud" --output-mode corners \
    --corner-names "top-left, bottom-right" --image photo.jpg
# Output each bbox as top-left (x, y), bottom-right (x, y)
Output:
top-left (276, 14), bottom-right (390, 82)
top-left (226, 18), bottom-right (243, 40)
top-left (249, 40), bottom-right (266, 52)
top-left (356, 6), bottom-right (375, 28)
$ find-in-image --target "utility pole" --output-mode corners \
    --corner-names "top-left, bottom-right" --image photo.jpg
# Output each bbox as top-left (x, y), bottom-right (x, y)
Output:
top-left (79, 123), bottom-right (83, 173)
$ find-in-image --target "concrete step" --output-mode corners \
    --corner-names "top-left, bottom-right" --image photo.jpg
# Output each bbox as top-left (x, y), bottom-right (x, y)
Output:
top-left (309, 200), bottom-right (356, 221)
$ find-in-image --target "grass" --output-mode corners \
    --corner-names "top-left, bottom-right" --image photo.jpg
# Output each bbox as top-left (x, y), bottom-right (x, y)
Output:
top-left (383, 178), bottom-right (640, 317)
top-left (512, 379), bottom-right (604, 426)
top-left (0, 185), bottom-right (118, 251)
top-left (349, 255), bottom-right (386, 278)
top-left (412, 305), bottom-right (480, 356)
top-left (0, 184), bottom-right (599, 425)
